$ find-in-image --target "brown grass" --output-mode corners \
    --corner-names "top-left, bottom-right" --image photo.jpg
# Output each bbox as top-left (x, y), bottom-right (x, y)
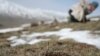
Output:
top-left (0, 21), bottom-right (100, 56)
top-left (0, 39), bottom-right (100, 56)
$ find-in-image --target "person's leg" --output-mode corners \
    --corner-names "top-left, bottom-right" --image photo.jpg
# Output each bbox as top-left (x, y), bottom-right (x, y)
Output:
top-left (68, 9), bottom-right (79, 22)
top-left (81, 9), bottom-right (90, 22)
top-left (80, 14), bottom-right (87, 22)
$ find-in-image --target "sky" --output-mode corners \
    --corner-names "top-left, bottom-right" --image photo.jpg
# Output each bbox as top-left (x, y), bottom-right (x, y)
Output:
top-left (9, 0), bottom-right (100, 16)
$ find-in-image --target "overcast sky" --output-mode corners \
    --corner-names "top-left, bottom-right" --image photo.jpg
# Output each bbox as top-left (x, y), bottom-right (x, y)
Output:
top-left (9, 0), bottom-right (100, 16)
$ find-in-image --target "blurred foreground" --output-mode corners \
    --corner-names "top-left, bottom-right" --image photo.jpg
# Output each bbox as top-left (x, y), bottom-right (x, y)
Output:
top-left (0, 20), bottom-right (100, 56)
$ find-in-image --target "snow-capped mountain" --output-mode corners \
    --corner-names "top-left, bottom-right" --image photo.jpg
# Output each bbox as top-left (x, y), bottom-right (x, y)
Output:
top-left (0, 0), bottom-right (67, 28)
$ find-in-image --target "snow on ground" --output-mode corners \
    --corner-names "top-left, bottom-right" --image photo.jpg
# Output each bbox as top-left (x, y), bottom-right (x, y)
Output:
top-left (7, 28), bottom-right (100, 49)
top-left (0, 27), bottom-right (23, 33)
top-left (0, 24), bottom-right (31, 33)
top-left (90, 18), bottom-right (100, 21)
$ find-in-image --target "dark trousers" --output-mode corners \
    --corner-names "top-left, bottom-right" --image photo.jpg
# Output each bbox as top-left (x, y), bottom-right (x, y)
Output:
top-left (68, 9), bottom-right (89, 22)
top-left (68, 9), bottom-right (79, 22)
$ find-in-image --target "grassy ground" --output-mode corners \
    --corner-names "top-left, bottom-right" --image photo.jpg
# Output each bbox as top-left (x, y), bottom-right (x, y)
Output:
top-left (0, 21), bottom-right (100, 56)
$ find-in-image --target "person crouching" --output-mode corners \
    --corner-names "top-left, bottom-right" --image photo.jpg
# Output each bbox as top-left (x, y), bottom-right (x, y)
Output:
top-left (68, 0), bottom-right (99, 22)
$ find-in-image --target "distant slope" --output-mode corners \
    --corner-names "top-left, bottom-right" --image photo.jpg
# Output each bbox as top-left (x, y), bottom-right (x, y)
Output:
top-left (0, 0), bottom-right (67, 28)
top-left (89, 16), bottom-right (100, 18)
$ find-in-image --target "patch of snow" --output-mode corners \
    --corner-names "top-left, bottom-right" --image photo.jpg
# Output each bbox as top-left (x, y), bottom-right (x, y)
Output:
top-left (10, 38), bottom-right (27, 47)
top-left (7, 36), bottom-right (18, 41)
top-left (90, 18), bottom-right (100, 21)
top-left (21, 23), bottom-right (31, 28)
top-left (0, 27), bottom-right (23, 33)
top-left (28, 39), bottom-right (49, 45)
top-left (94, 31), bottom-right (100, 33)
top-left (8, 35), bottom-right (49, 47)
top-left (0, 23), bottom-right (31, 33)
top-left (8, 28), bottom-right (100, 49)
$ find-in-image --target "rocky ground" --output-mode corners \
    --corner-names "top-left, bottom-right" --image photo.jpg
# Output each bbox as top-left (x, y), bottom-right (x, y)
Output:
top-left (0, 20), bottom-right (100, 56)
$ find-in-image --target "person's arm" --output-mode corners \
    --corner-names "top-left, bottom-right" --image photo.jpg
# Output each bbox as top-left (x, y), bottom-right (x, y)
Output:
top-left (79, 0), bottom-right (89, 7)
top-left (80, 0), bottom-right (88, 4)
top-left (79, 0), bottom-right (89, 22)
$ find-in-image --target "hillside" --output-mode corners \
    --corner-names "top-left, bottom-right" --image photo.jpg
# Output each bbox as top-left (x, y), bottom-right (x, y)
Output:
top-left (0, 20), bottom-right (100, 56)
top-left (0, 0), bottom-right (67, 28)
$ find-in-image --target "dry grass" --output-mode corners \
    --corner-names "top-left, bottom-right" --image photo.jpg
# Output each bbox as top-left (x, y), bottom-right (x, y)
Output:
top-left (0, 39), bottom-right (100, 56)
top-left (26, 21), bottom-right (100, 32)
top-left (0, 21), bottom-right (100, 56)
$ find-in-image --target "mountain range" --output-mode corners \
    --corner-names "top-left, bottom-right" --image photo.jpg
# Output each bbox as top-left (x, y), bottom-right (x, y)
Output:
top-left (0, 0), bottom-right (67, 28)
